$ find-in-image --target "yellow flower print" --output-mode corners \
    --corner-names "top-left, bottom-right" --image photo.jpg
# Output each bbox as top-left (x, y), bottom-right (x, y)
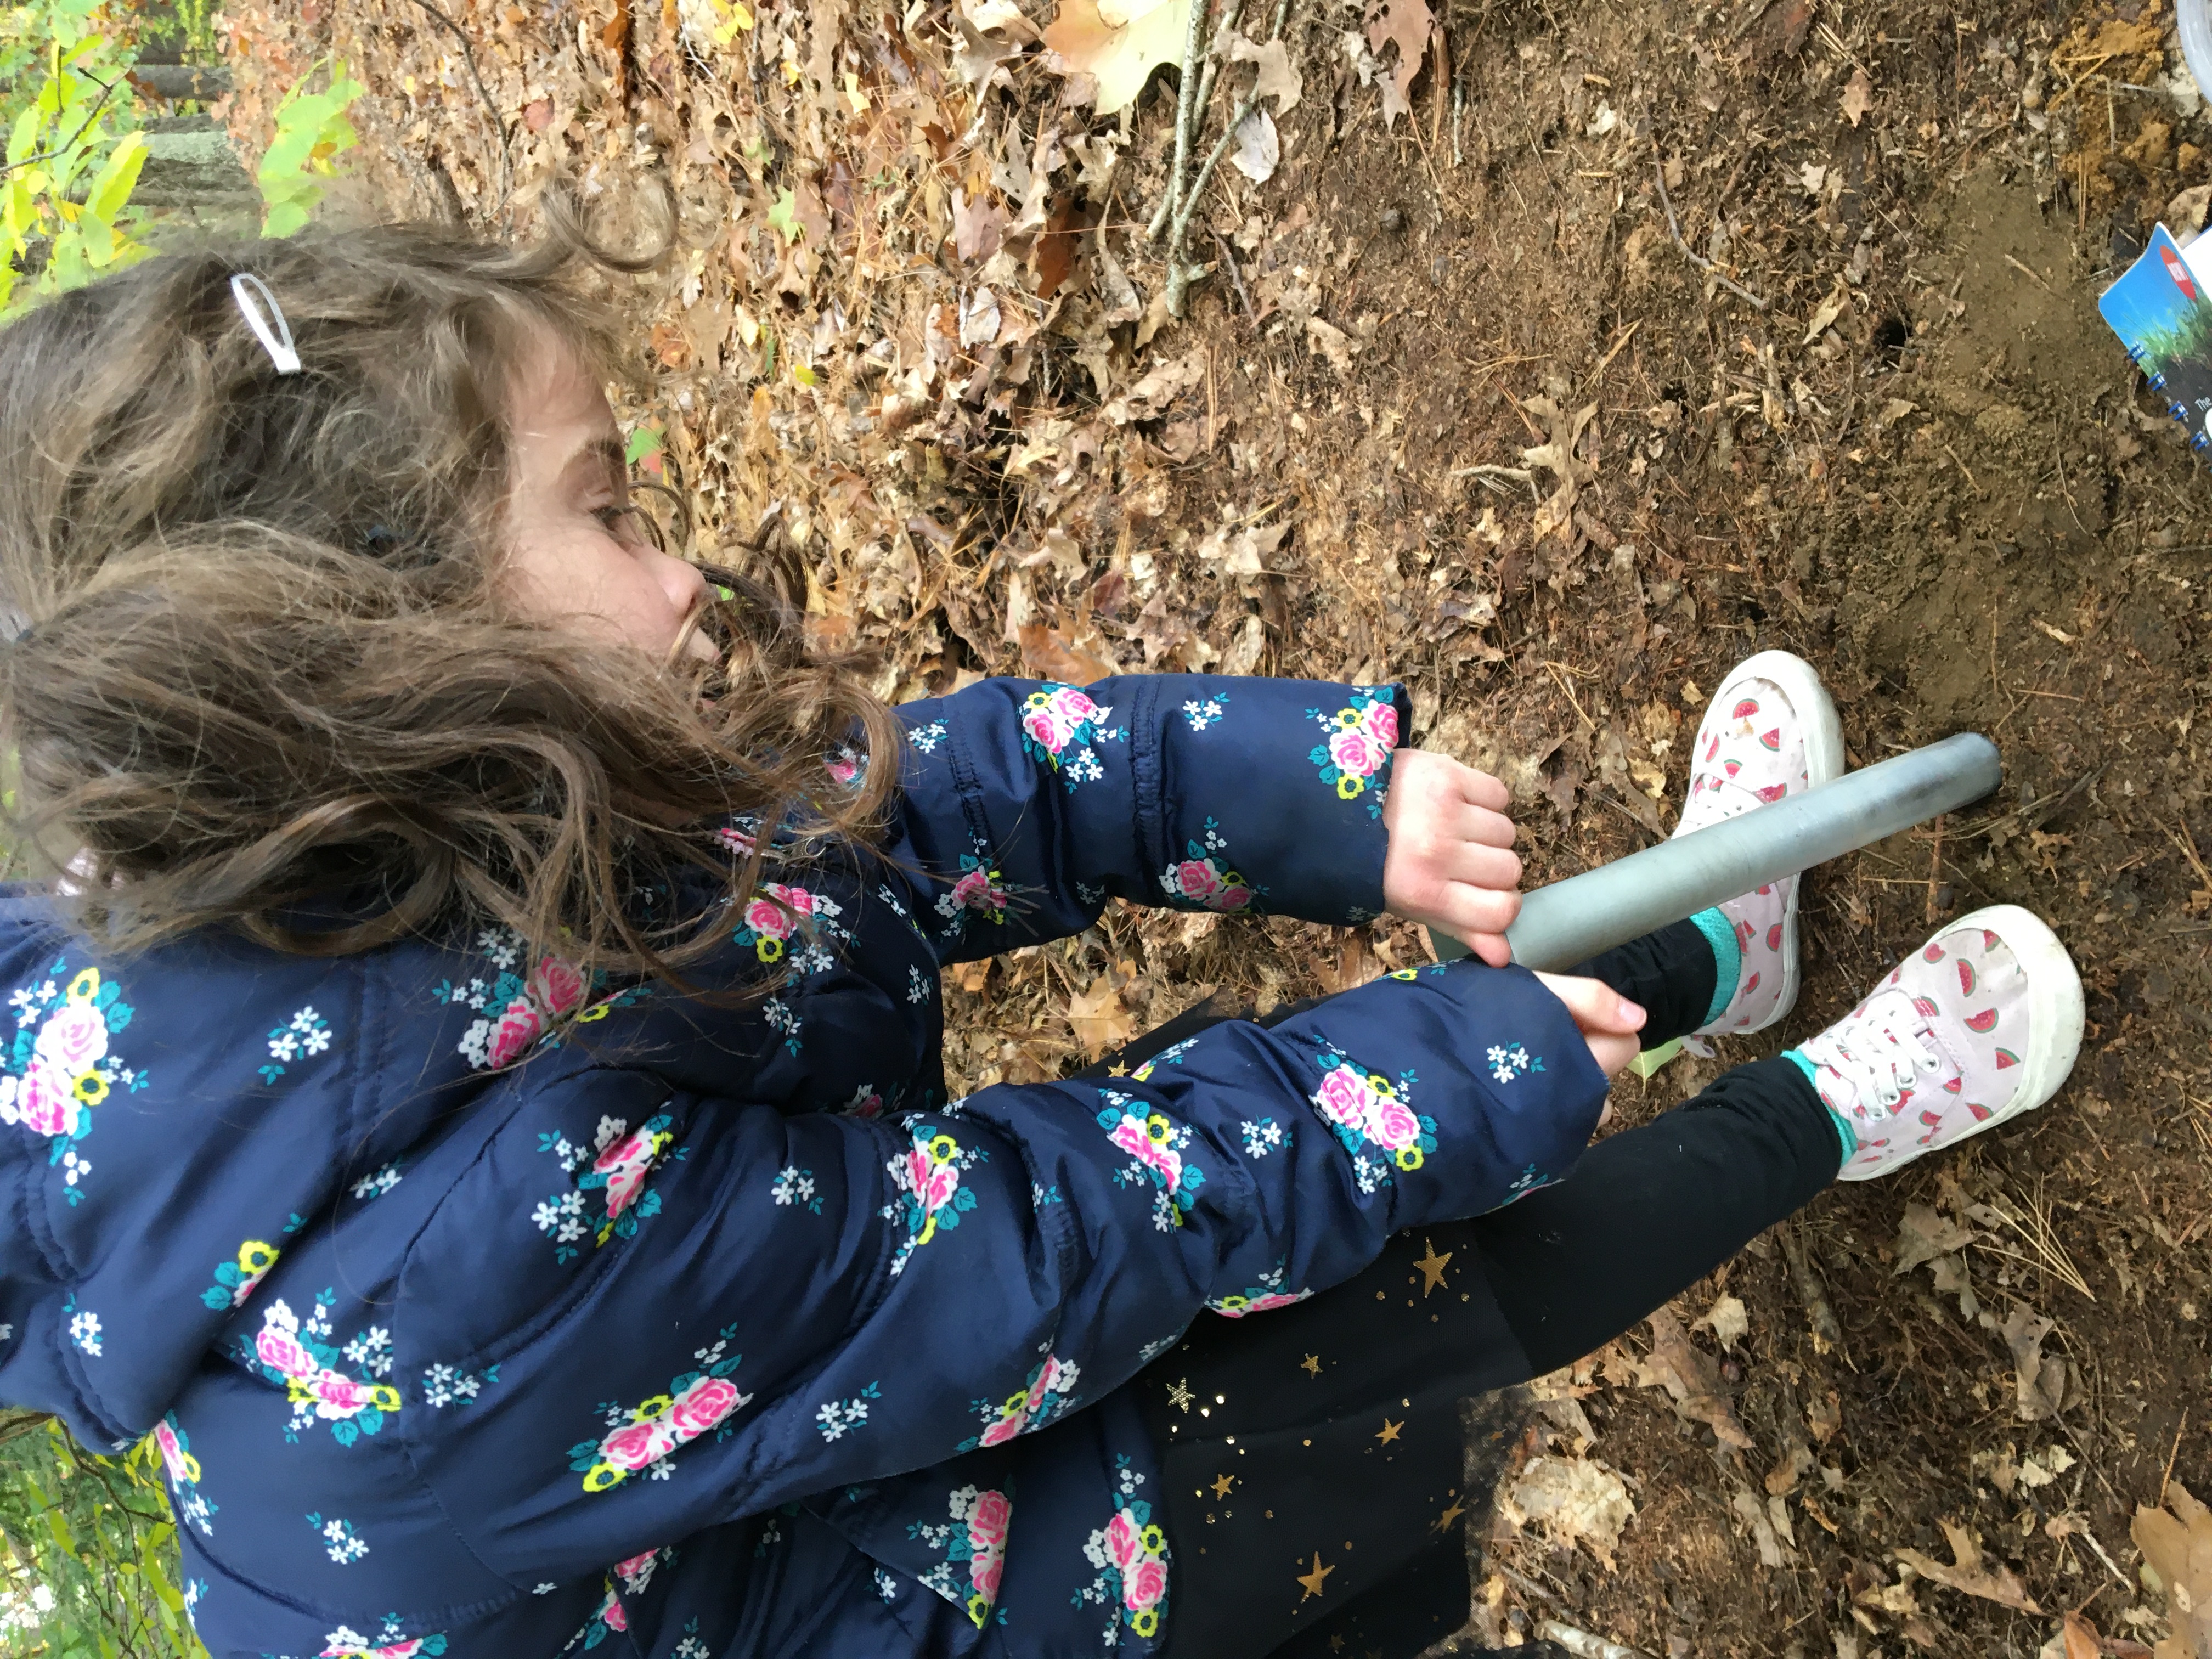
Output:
top-left (1132, 1609), bottom-right (1160, 1637)
top-left (1336, 773), bottom-right (1364, 800)
top-left (967, 1593), bottom-right (991, 1627)
top-left (65, 967), bottom-right (100, 1007)
top-left (1395, 1146), bottom-right (1425, 1171)
top-left (238, 1240), bottom-right (279, 1276)
top-left (71, 1071), bottom-right (108, 1104)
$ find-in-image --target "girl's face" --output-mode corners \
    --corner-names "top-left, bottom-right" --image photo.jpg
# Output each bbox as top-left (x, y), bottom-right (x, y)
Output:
top-left (503, 338), bottom-right (714, 663)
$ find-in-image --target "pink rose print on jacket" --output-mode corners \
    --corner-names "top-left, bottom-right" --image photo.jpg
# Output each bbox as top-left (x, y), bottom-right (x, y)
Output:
top-left (1, 964), bottom-right (136, 1195)
top-left (732, 882), bottom-right (845, 967)
top-left (447, 936), bottom-right (615, 1073)
top-left (1080, 1475), bottom-right (1171, 1641)
top-left (1308, 687), bottom-right (1400, 811)
top-left (1158, 817), bottom-right (1267, 913)
top-left (966, 1351), bottom-right (1082, 1449)
top-left (884, 1126), bottom-right (980, 1274)
top-left (916, 1486), bottom-right (1018, 1628)
top-left (933, 849), bottom-right (1012, 940)
top-left (246, 1300), bottom-right (403, 1446)
top-left (1017, 682), bottom-right (1125, 790)
top-left (1095, 1091), bottom-right (1207, 1229)
top-left (572, 1326), bottom-right (751, 1492)
top-left (1208, 1257), bottom-right (1313, 1317)
top-left (574, 1112), bottom-right (678, 1249)
top-left (318, 1624), bottom-right (449, 1659)
top-left (1307, 1047), bottom-right (1440, 1188)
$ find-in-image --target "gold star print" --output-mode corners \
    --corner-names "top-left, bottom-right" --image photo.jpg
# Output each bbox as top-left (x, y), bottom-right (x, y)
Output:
top-left (1432, 1497), bottom-right (1466, 1532)
top-left (1413, 1238), bottom-right (1452, 1296)
top-left (1296, 1552), bottom-right (1335, 1600)
top-left (1300, 1353), bottom-right (1322, 1378)
top-left (1108, 1062), bottom-right (1130, 1076)
top-left (1375, 1418), bottom-right (1403, 1444)
top-left (1211, 1473), bottom-right (1237, 1499)
top-left (1166, 1378), bottom-right (1194, 1414)
top-left (1329, 1638), bottom-right (1347, 1654)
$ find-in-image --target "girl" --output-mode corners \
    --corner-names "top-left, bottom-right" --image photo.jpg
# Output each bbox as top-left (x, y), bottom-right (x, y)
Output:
top-left (0, 211), bottom-right (2083, 1659)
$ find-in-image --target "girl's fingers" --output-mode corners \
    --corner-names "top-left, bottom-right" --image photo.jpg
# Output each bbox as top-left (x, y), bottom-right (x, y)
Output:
top-left (1531, 972), bottom-right (1648, 1036)
top-left (1437, 882), bottom-right (1520, 942)
top-left (1585, 1031), bottom-right (1639, 1079)
top-left (1456, 768), bottom-right (1511, 814)
top-left (1454, 801), bottom-right (1518, 850)
top-left (1443, 841), bottom-right (1522, 893)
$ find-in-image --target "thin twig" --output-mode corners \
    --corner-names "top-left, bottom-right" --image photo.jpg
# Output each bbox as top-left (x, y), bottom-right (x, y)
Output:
top-left (1210, 228), bottom-right (1256, 325)
top-left (0, 69), bottom-right (127, 181)
top-left (2162, 1406), bottom-right (2190, 1506)
top-left (1190, 0), bottom-right (1250, 149)
top-left (403, 0), bottom-right (515, 230)
top-left (1148, 0), bottom-right (1211, 240)
top-left (1651, 147), bottom-right (1768, 311)
top-left (1926, 812), bottom-right (1945, 922)
top-left (1159, 0), bottom-right (1296, 315)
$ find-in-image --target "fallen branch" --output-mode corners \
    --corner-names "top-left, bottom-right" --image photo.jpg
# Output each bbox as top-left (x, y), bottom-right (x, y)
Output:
top-left (1536, 1620), bottom-right (1656, 1659)
top-left (1779, 1220), bottom-right (1846, 1359)
top-left (1148, 0), bottom-right (1297, 318)
top-left (1651, 148), bottom-right (1767, 312)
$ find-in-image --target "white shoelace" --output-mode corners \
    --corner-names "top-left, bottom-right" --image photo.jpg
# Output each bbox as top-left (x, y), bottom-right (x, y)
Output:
top-left (1802, 994), bottom-right (1946, 1114)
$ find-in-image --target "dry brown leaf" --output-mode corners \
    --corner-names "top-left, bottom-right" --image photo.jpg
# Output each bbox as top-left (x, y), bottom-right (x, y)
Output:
top-left (1637, 1307), bottom-right (1754, 1449)
top-left (1894, 1201), bottom-right (1976, 1274)
top-left (1018, 620), bottom-right (1118, 684)
top-left (1223, 31), bottom-right (1301, 112)
top-left (1362, 0), bottom-right (1432, 126)
top-left (2134, 1481), bottom-right (2212, 1659)
top-left (1066, 978), bottom-right (1137, 1060)
top-left (1989, 1304), bottom-right (2067, 1421)
top-left (1102, 348), bottom-right (1204, 422)
top-left (1502, 1455), bottom-right (1636, 1568)
top-left (1841, 66), bottom-right (1873, 126)
top-left (1305, 316), bottom-right (1358, 375)
top-left (1229, 107), bottom-right (1279, 182)
top-left (1695, 1294), bottom-right (1750, 1352)
top-left (1895, 1520), bottom-right (2042, 1614)
top-left (1041, 0), bottom-right (1192, 115)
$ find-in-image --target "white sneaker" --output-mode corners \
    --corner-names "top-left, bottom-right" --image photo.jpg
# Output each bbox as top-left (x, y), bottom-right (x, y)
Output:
top-left (1674, 651), bottom-right (1844, 1035)
top-left (1797, 905), bottom-right (2085, 1181)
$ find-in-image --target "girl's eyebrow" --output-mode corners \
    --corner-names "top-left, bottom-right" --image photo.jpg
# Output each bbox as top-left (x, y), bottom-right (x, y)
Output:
top-left (560, 435), bottom-right (628, 488)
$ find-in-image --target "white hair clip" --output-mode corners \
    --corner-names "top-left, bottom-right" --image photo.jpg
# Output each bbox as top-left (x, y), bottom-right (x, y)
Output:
top-left (229, 272), bottom-right (302, 376)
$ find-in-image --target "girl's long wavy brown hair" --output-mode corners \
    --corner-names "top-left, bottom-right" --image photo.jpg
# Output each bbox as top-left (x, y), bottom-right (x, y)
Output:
top-left (0, 195), bottom-right (900, 988)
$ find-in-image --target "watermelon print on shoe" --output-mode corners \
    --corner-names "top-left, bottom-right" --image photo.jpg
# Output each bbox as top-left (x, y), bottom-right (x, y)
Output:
top-left (1674, 650), bottom-right (1844, 1035)
top-left (1796, 905), bottom-right (2085, 1182)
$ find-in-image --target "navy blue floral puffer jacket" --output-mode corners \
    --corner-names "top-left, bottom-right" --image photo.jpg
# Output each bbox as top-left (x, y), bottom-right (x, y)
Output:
top-left (0, 674), bottom-right (1604, 1659)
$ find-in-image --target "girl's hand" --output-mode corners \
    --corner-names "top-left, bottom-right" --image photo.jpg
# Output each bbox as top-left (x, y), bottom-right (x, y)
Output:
top-left (1381, 749), bottom-right (1524, 966)
top-left (1531, 972), bottom-right (1647, 1082)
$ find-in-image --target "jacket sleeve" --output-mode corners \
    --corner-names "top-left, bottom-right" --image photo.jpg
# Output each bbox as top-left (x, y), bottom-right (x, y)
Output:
top-left (399, 957), bottom-right (1604, 1579)
top-left (886, 675), bottom-right (1404, 961)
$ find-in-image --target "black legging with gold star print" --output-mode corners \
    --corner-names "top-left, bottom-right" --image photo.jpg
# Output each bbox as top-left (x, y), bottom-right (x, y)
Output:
top-left (1091, 919), bottom-right (1842, 1659)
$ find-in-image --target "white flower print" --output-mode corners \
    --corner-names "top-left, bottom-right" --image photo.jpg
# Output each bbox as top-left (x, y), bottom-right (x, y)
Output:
top-left (349, 1163), bottom-right (401, 1200)
top-left (678, 1638), bottom-right (714, 1658)
top-left (873, 1567), bottom-right (900, 1602)
top-left (262, 1006), bottom-right (332, 1084)
top-left (534, 1582), bottom-right (557, 1595)
top-left (421, 1362), bottom-right (489, 1408)
top-left (907, 720), bottom-right (948, 754)
top-left (311, 1514), bottom-right (369, 1565)
top-left (1486, 1043), bottom-right (1542, 1085)
top-left (1239, 1117), bottom-right (1285, 1158)
top-left (341, 1327), bottom-right (392, 1377)
top-left (477, 929), bottom-right (521, 970)
top-left (1066, 748), bottom-right (1105, 785)
top-left (907, 964), bottom-right (931, 1005)
top-left (268, 1030), bottom-right (300, 1063)
top-left (594, 1116), bottom-right (627, 1153)
top-left (1181, 695), bottom-right (1227, 732)
top-left (815, 1381), bottom-right (882, 1441)
top-left (771, 1165), bottom-right (819, 1211)
top-left (68, 1310), bottom-right (101, 1357)
top-left (0, 1324), bottom-right (13, 1342)
top-left (59, 1146), bottom-right (90, 1187)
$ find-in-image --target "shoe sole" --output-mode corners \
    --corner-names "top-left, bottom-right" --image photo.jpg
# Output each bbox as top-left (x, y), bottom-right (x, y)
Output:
top-left (1701, 650), bottom-right (1844, 1030)
top-left (1837, 903), bottom-right (2085, 1181)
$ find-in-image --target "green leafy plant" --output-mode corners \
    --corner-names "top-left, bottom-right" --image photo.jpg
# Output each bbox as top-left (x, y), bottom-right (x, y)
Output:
top-left (0, 0), bottom-right (150, 316)
top-left (256, 60), bottom-right (360, 238)
top-left (0, 1410), bottom-right (208, 1657)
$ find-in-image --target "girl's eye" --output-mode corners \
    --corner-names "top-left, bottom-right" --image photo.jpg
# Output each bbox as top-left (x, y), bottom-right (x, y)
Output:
top-left (595, 505), bottom-right (638, 535)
